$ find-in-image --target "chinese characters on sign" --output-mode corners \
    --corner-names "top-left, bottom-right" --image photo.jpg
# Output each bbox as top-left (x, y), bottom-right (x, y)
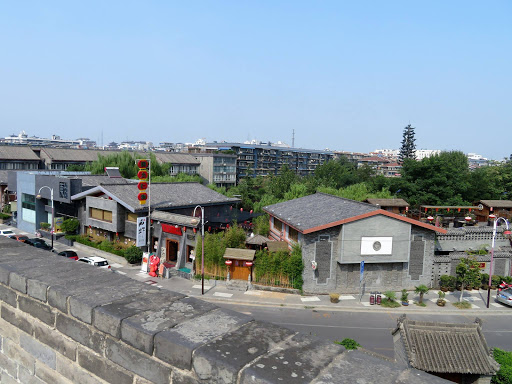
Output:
top-left (59, 182), bottom-right (68, 199)
top-left (136, 217), bottom-right (147, 247)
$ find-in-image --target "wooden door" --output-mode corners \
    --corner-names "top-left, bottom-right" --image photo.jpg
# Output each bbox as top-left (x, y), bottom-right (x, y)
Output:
top-left (231, 260), bottom-right (250, 280)
top-left (166, 239), bottom-right (178, 263)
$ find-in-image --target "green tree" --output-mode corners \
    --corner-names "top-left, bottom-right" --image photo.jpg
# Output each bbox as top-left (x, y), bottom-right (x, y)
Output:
top-left (414, 284), bottom-right (429, 304)
top-left (456, 257), bottom-right (481, 302)
top-left (60, 218), bottom-right (80, 234)
top-left (398, 124), bottom-right (416, 164)
top-left (314, 156), bottom-right (358, 189)
top-left (492, 348), bottom-right (512, 384)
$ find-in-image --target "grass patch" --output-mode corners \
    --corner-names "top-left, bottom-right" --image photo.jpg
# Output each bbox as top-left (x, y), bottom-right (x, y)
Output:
top-left (453, 301), bottom-right (472, 309)
top-left (414, 302), bottom-right (427, 307)
top-left (334, 338), bottom-right (361, 350)
top-left (380, 299), bottom-right (401, 308)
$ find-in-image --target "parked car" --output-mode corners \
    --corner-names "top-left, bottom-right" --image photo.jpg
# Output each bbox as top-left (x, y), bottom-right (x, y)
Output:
top-left (8, 234), bottom-right (29, 242)
top-left (53, 250), bottom-right (79, 261)
top-left (0, 229), bottom-right (15, 237)
top-left (25, 238), bottom-right (53, 251)
top-left (496, 288), bottom-right (512, 307)
top-left (77, 256), bottom-right (111, 269)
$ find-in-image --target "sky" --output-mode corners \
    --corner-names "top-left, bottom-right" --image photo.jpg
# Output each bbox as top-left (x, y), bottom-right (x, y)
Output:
top-left (0, 1), bottom-right (511, 159)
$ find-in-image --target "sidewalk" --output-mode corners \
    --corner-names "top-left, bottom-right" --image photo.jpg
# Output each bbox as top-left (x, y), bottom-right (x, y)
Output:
top-left (114, 262), bottom-right (512, 315)
top-left (2, 223), bottom-right (511, 315)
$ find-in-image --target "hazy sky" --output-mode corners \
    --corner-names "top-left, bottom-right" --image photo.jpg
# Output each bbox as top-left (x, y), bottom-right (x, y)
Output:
top-left (1, 1), bottom-right (510, 159)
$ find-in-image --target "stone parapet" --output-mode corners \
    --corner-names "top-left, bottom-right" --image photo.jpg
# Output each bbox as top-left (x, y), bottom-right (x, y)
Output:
top-left (0, 237), bottom-right (447, 383)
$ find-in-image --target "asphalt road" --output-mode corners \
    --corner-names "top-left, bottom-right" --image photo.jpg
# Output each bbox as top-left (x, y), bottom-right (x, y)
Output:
top-left (215, 302), bottom-right (512, 358)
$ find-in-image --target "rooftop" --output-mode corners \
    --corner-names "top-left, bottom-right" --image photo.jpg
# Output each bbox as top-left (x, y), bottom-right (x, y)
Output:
top-left (0, 145), bottom-right (39, 160)
top-left (365, 198), bottom-right (409, 207)
top-left (392, 315), bottom-right (499, 375)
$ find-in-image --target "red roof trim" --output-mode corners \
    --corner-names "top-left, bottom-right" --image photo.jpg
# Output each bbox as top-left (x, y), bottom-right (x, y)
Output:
top-left (301, 209), bottom-right (447, 234)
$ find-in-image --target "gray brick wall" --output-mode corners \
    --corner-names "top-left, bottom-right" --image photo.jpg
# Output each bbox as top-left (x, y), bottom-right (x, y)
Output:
top-left (0, 237), bottom-right (447, 384)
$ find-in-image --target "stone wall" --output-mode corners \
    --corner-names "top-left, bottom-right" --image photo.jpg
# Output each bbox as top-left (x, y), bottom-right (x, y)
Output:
top-left (0, 237), bottom-right (446, 383)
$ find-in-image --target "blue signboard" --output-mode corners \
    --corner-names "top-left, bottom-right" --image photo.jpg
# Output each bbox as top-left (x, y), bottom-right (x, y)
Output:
top-left (360, 261), bottom-right (364, 282)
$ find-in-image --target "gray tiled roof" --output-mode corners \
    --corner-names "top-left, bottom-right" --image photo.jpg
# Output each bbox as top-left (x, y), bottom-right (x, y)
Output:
top-left (152, 152), bottom-right (200, 165)
top-left (365, 198), bottom-right (409, 207)
top-left (479, 200), bottom-right (512, 209)
top-left (393, 315), bottom-right (499, 375)
top-left (0, 171), bottom-right (8, 185)
top-left (65, 175), bottom-right (130, 187)
top-left (40, 148), bottom-right (121, 162)
top-left (263, 193), bottom-right (377, 232)
top-left (101, 182), bottom-right (239, 212)
top-left (0, 146), bottom-right (39, 160)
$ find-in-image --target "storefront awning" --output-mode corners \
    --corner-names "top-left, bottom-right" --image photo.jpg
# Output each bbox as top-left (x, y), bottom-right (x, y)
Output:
top-left (223, 248), bottom-right (256, 261)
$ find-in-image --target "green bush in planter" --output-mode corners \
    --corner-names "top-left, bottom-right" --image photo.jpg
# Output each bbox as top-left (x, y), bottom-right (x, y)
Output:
top-left (60, 218), bottom-right (79, 234)
top-left (0, 212), bottom-right (11, 219)
top-left (124, 246), bottom-right (143, 264)
top-left (504, 276), bottom-right (512, 284)
top-left (40, 222), bottom-right (51, 230)
top-left (492, 275), bottom-right (502, 287)
top-left (439, 275), bottom-right (452, 289)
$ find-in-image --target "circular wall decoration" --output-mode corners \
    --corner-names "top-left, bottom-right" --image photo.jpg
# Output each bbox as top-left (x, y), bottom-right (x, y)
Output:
top-left (373, 241), bottom-right (382, 251)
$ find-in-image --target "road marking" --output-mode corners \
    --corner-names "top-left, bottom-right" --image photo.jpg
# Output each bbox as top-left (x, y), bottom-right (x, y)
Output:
top-left (339, 295), bottom-right (355, 300)
top-left (301, 297), bottom-right (321, 302)
top-left (244, 291), bottom-right (262, 295)
top-left (111, 263), bottom-right (124, 268)
top-left (470, 304), bottom-right (480, 309)
top-left (240, 311), bottom-right (252, 315)
top-left (213, 292), bottom-right (233, 298)
top-left (145, 280), bottom-right (157, 285)
top-left (463, 297), bottom-right (480, 302)
top-left (361, 302), bottom-right (371, 307)
top-left (116, 271), bottom-right (127, 275)
top-left (491, 303), bottom-right (503, 308)
top-left (157, 285), bottom-right (163, 288)
top-left (193, 285), bottom-right (212, 289)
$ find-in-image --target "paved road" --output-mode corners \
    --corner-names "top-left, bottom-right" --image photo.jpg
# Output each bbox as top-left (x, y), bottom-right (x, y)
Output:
top-left (214, 302), bottom-right (512, 358)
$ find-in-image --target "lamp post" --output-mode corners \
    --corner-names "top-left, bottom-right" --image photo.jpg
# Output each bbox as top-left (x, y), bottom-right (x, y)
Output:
top-left (487, 215), bottom-right (511, 308)
top-left (193, 205), bottom-right (205, 295)
top-left (36, 186), bottom-right (54, 249)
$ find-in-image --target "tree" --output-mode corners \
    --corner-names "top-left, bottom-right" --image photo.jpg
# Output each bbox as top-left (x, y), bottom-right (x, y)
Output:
top-left (398, 124), bottom-right (416, 164)
top-left (456, 257), bottom-right (481, 302)
top-left (414, 284), bottom-right (429, 304)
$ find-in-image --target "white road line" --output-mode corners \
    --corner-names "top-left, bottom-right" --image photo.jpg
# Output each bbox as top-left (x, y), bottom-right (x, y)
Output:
top-left (157, 285), bottom-right (163, 288)
top-left (301, 297), bottom-right (321, 302)
top-left (115, 271), bottom-right (127, 275)
top-left (360, 302), bottom-right (371, 307)
top-left (244, 291), bottom-right (262, 295)
top-left (463, 297), bottom-right (480, 302)
top-left (213, 292), bottom-right (233, 298)
top-left (491, 303), bottom-right (503, 308)
top-left (339, 295), bottom-right (355, 300)
top-left (111, 263), bottom-right (124, 268)
top-left (193, 285), bottom-right (211, 289)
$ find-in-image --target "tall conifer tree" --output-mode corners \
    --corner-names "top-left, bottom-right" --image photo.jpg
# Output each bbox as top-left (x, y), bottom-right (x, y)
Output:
top-left (398, 124), bottom-right (416, 164)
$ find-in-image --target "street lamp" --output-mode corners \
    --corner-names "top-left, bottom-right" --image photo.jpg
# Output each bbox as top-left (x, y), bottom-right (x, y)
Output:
top-left (36, 186), bottom-right (54, 249)
top-left (487, 215), bottom-right (511, 308)
top-left (193, 205), bottom-right (205, 295)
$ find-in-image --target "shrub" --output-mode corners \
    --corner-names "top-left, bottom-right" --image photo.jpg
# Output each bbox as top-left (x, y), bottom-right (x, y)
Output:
top-left (400, 289), bottom-right (409, 302)
top-left (40, 222), bottom-right (51, 230)
top-left (415, 285), bottom-right (430, 304)
top-left (503, 276), bottom-right (512, 284)
top-left (440, 275), bottom-right (452, 289)
top-left (481, 273), bottom-right (490, 285)
top-left (0, 212), bottom-right (10, 219)
top-left (124, 246), bottom-right (143, 264)
top-left (2, 204), bottom-right (11, 214)
top-left (334, 338), bottom-right (361, 350)
top-left (384, 291), bottom-right (396, 302)
top-left (492, 348), bottom-right (512, 384)
top-left (60, 218), bottom-right (79, 234)
top-left (492, 275), bottom-right (502, 287)
top-left (329, 293), bottom-right (340, 303)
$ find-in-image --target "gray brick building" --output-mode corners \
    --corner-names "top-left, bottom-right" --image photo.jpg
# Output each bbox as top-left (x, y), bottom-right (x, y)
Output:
top-left (264, 193), bottom-right (446, 294)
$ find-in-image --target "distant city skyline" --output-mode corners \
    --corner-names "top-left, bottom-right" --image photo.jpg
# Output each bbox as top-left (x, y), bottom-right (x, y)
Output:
top-left (1, 2), bottom-right (510, 160)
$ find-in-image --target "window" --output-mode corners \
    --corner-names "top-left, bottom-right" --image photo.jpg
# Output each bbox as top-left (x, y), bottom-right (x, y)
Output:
top-left (274, 219), bottom-right (282, 232)
top-left (22, 194), bottom-right (35, 210)
top-left (89, 208), bottom-right (112, 223)
top-left (127, 212), bottom-right (138, 222)
top-left (288, 227), bottom-right (298, 242)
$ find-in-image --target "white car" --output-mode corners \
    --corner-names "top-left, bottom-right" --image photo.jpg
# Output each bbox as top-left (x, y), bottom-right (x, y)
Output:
top-left (77, 256), bottom-right (111, 270)
top-left (0, 229), bottom-right (15, 237)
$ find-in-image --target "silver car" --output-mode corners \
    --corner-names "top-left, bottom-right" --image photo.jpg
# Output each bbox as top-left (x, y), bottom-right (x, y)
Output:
top-left (496, 288), bottom-right (512, 307)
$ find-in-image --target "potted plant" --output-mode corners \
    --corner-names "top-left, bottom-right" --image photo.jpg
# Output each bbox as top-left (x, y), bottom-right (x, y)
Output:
top-left (437, 291), bottom-right (446, 306)
top-left (401, 289), bottom-right (409, 306)
top-left (329, 293), bottom-right (340, 303)
top-left (439, 275), bottom-right (451, 292)
top-left (415, 285), bottom-right (429, 305)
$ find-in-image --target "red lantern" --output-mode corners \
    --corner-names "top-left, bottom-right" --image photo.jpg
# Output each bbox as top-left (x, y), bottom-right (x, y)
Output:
top-left (225, 260), bottom-right (232, 265)
top-left (427, 216), bottom-right (434, 222)
top-left (116, 232), bottom-right (119, 237)
top-left (504, 230), bottom-right (512, 236)
top-left (250, 210), bottom-right (253, 214)
top-left (246, 261), bottom-right (253, 267)
top-left (240, 208), bottom-right (243, 212)
top-left (458, 208), bottom-right (461, 212)
top-left (465, 216), bottom-right (472, 222)
top-left (489, 214), bottom-right (496, 219)
top-left (447, 208), bottom-right (450, 212)
top-left (424, 207), bottom-right (428, 213)
top-left (436, 208), bottom-right (438, 212)
top-left (230, 206), bottom-right (233, 210)
top-left (208, 226), bottom-right (211, 232)
top-left (469, 208), bottom-right (472, 212)
top-left (183, 227), bottom-right (186, 233)
top-left (226, 224), bottom-right (230, 229)
top-left (193, 228), bottom-right (197, 234)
